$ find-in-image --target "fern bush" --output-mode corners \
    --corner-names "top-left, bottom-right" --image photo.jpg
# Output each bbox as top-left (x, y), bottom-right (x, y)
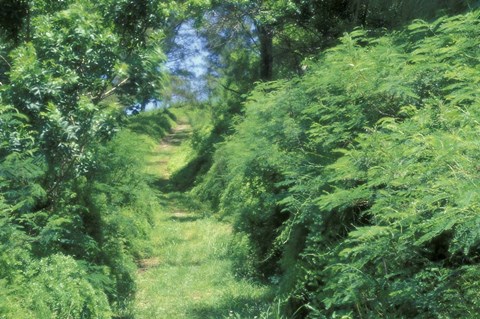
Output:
top-left (313, 101), bottom-right (480, 318)
top-left (196, 8), bottom-right (480, 318)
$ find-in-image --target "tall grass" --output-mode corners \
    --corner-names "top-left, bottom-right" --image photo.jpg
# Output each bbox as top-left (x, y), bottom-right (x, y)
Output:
top-left (133, 109), bottom-right (274, 318)
top-left (135, 193), bottom-right (273, 319)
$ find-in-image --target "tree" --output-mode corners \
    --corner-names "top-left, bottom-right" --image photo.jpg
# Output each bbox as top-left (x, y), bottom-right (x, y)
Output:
top-left (0, 0), bottom-right (168, 316)
top-left (0, 0), bottom-right (30, 42)
top-left (193, 3), bottom-right (479, 317)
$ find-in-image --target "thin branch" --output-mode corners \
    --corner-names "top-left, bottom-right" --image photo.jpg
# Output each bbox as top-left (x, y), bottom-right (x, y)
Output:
top-left (0, 54), bottom-right (11, 68)
top-left (213, 78), bottom-right (243, 95)
top-left (233, 10), bottom-right (259, 50)
top-left (96, 77), bottom-right (130, 101)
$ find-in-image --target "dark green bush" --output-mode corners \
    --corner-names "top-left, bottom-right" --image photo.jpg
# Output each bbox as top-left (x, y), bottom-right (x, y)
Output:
top-left (195, 9), bottom-right (480, 318)
top-left (0, 0), bottom-right (168, 316)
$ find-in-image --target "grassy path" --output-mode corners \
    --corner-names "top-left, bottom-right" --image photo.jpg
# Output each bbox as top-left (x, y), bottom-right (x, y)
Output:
top-left (134, 119), bottom-right (272, 319)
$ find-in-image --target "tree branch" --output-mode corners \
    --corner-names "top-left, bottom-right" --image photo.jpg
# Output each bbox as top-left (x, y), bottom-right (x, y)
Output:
top-left (95, 77), bottom-right (130, 102)
top-left (214, 79), bottom-right (243, 95)
top-left (0, 54), bottom-right (12, 68)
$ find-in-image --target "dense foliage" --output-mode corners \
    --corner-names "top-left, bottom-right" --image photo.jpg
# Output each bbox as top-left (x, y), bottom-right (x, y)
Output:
top-left (195, 8), bottom-right (480, 318)
top-left (0, 0), bottom-right (168, 317)
top-left (170, 0), bottom-right (472, 187)
top-left (3, 0), bottom-right (480, 318)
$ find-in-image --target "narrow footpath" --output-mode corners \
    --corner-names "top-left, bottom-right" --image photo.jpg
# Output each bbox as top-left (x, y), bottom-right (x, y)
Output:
top-left (134, 118), bottom-right (271, 319)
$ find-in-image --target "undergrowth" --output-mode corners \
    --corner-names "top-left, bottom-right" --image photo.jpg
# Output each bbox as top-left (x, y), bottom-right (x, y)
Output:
top-left (194, 9), bottom-right (480, 318)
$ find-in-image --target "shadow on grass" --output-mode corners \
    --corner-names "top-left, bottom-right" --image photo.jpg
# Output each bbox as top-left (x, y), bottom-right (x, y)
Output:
top-left (169, 215), bottom-right (203, 223)
top-left (186, 294), bottom-right (274, 319)
top-left (155, 192), bottom-right (208, 216)
top-left (147, 176), bottom-right (171, 191)
top-left (127, 109), bottom-right (176, 141)
top-left (169, 155), bottom-right (211, 192)
top-left (162, 131), bottom-right (192, 146)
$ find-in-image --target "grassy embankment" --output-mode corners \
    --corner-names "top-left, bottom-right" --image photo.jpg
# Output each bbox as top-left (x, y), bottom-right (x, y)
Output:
top-left (132, 108), bottom-right (273, 319)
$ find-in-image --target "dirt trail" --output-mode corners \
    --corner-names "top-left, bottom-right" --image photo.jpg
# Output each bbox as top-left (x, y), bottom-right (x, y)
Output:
top-left (159, 124), bottom-right (191, 150)
top-left (134, 119), bottom-right (271, 319)
top-left (146, 121), bottom-right (192, 181)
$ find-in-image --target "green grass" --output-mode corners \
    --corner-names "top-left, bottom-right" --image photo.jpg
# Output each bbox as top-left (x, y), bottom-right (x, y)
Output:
top-left (135, 193), bottom-right (272, 319)
top-left (127, 109), bottom-right (177, 142)
top-left (134, 113), bottom-right (273, 319)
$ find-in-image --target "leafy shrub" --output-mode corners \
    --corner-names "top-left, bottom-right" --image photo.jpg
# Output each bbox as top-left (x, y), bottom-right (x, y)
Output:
top-left (196, 8), bottom-right (480, 318)
top-left (0, 0), bottom-right (167, 317)
top-left (24, 255), bottom-right (111, 319)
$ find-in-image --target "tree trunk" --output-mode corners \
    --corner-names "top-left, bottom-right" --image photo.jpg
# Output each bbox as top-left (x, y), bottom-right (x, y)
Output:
top-left (351, 0), bottom-right (370, 26)
top-left (258, 25), bottom-right (273, 81)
